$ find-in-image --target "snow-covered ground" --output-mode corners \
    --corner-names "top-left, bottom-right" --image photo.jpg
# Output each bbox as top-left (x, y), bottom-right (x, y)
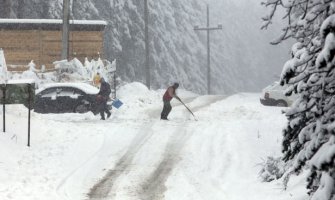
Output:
top-left (0, 82), bottom-right (308, 200)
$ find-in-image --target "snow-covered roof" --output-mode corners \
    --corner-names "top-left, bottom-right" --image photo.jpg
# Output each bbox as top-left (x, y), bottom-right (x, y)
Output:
top-left (0, 19), bottom-right (107, 26)
top-left (36, 82), bottom-right (99, 95)
top-left (0, 19), bottom-right (107, 31)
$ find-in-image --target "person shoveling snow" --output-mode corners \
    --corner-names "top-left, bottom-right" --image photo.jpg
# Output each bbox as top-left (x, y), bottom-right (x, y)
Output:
top-left (160, 83), bottom-right (197, 121)
top-left (160, 82), bottom-right (180, 120)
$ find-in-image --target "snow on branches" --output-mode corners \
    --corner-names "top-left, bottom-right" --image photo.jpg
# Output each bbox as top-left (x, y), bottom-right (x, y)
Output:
top-left (262, 1), bottom-right (335, 199)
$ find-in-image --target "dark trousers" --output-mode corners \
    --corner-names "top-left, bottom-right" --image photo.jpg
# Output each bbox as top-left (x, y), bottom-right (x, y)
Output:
top-left (161, 99), bottom-right (172, 119)
top-left (99, 100), bottom-right (111, 120)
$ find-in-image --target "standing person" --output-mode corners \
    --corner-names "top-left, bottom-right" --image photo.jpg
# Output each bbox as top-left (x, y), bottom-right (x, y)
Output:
top-left (93, 72), bottom-right (101, 88)
top-left (161, 82), bottom-right (180, 120)
top-left (97, 78), bottom-right (111, 120)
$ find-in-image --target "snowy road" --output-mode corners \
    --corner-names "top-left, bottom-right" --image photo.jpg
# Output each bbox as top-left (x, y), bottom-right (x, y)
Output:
top-left (86, 95), bottom-right (226, 200)
top-left (0, 83), bottom-right (307, 200)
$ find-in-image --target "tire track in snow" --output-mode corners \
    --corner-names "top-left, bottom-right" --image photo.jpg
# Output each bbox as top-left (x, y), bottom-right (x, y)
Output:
top-left (138, 124), bottom-right (192, 200)
top-left (88, 95), bottom-right (227, 200)
top-left (87, 121), bottom-right (156, 199)
top-left (137, 95), bottom-right (226, 200)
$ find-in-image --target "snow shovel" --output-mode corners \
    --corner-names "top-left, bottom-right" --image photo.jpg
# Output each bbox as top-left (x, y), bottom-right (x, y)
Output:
top-left (176, 97), bottom-right (198, 121)
top-left (112, 98), bottom-right (123, 109)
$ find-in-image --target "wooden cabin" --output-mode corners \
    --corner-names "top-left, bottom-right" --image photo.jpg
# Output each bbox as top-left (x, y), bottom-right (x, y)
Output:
top-left (0, 19), bottom-right (107, 71)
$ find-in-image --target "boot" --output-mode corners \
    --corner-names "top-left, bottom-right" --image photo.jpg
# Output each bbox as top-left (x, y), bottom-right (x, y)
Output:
top-left (100, 112), bottom-right (105, 120)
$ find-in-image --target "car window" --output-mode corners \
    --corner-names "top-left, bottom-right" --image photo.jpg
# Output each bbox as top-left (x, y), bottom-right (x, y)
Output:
top-left (57, 87), bottom-right (75, 97)
top-left (70, 88), bottom-right (85, 99)
top-left (40, 88), bottom-right (58, 98)
top-left (73, 88), bottom-right (85, 95)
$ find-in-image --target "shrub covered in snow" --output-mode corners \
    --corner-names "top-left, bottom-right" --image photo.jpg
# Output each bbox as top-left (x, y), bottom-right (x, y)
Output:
top-left (258, 156), bottom-right (286, 182)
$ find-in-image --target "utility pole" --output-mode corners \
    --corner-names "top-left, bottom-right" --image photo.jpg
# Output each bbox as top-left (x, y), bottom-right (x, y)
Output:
top-left (144, 0), bottom-right (150, 89)
top-left (194, 4), bottom-right (222, 95)
top-left (61, 0), bottom-right (70, 60)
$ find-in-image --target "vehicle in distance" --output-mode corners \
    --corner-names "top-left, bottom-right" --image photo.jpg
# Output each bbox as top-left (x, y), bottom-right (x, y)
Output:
top-left (33, 82), bottom-right (110, 114)
top-left (260, 82), bottom-right (297, 107)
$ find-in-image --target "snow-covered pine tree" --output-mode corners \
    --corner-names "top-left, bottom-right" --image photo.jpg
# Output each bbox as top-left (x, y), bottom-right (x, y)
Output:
top-left (262, 1), bottom-right (335, 199)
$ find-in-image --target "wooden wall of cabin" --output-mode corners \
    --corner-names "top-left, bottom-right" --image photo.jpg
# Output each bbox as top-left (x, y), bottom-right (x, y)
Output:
top-left (0, 29), bottom-right (104, 71)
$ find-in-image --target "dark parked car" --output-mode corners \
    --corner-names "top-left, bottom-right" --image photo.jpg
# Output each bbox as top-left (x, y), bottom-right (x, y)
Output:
top-left (33, 82), bottom-right (110, 114)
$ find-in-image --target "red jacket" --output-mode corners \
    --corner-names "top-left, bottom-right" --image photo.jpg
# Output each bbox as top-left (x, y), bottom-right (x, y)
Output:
top-left (163, 86), bottom-right (175, 101)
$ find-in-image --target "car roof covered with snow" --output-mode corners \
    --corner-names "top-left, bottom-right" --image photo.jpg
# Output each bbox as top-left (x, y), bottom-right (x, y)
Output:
top-left (36, 82), bottom-right (99, 95)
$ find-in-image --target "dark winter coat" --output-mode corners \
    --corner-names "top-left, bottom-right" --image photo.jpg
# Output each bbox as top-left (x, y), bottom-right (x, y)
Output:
top-left (98, 81), bottom-right (111, 101)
